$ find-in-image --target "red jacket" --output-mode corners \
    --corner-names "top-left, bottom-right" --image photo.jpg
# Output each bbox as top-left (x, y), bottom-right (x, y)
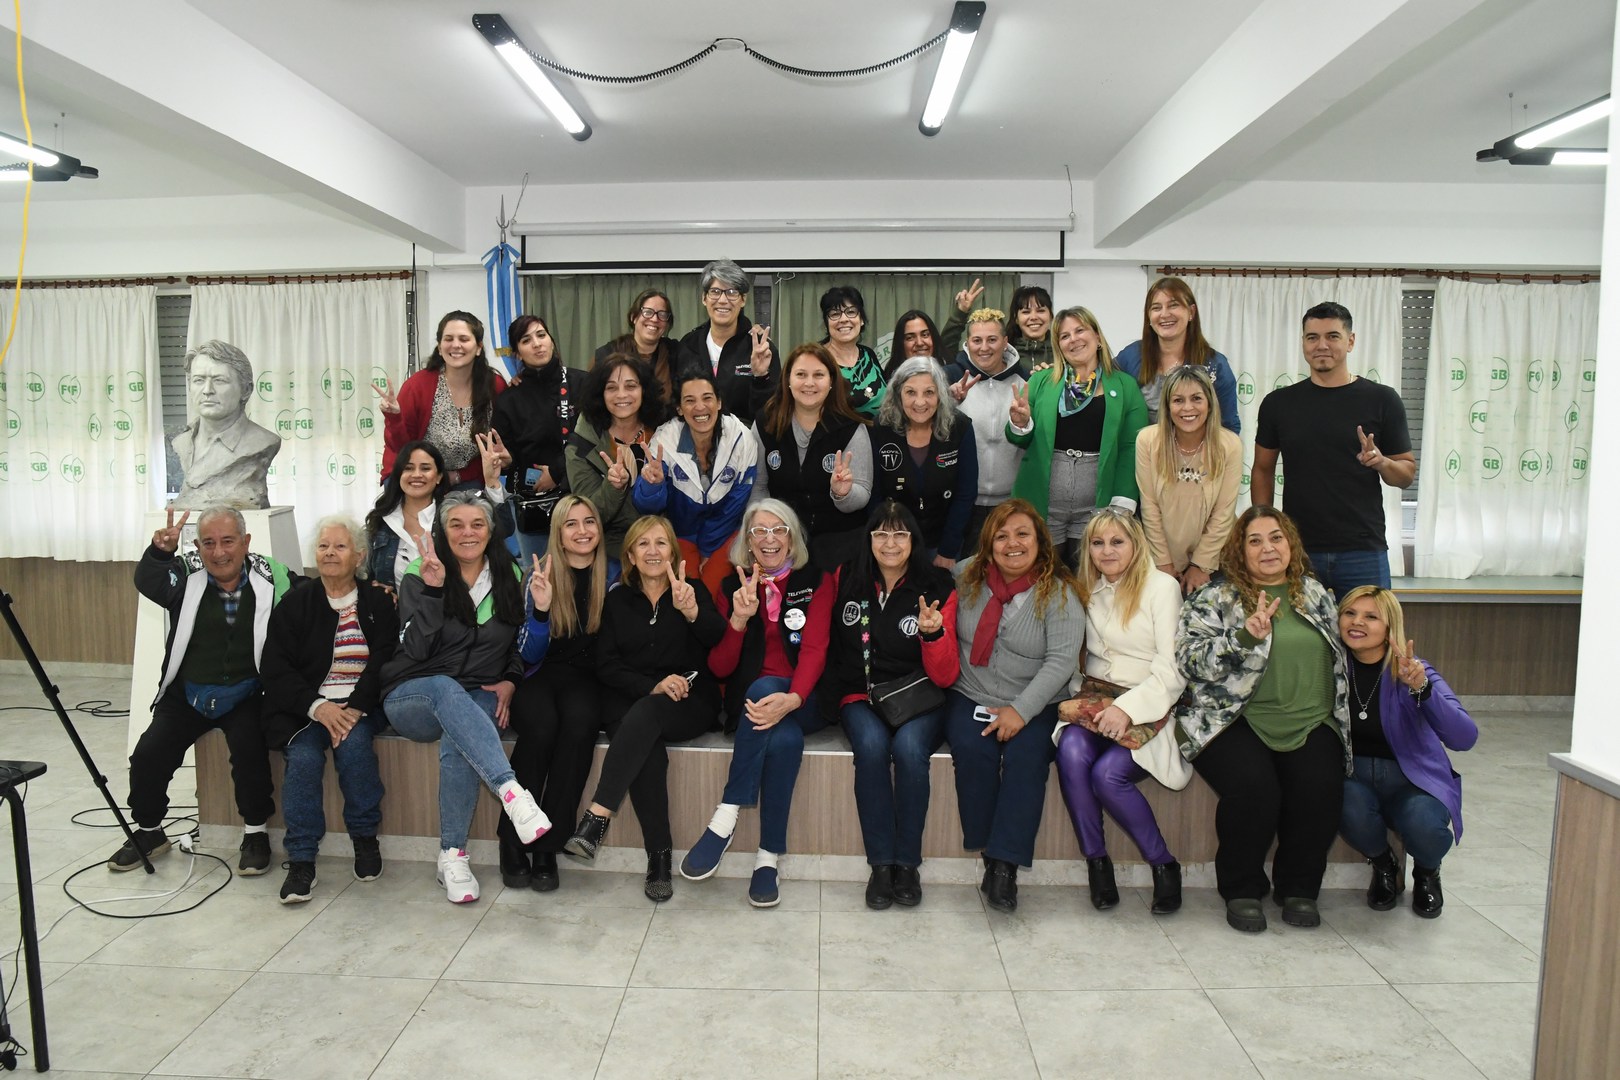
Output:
top-left (381, 368), bottom-right (508, 487)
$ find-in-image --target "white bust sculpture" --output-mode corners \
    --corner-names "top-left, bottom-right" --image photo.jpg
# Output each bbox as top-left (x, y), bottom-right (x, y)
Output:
top-left (169, 340), bottom-right (282, 510)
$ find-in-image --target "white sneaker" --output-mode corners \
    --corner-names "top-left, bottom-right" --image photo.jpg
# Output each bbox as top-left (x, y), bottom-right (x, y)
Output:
top-left (436, 847), bottom-right (480, 904)
top-left (501, 784), bottom-right (551, 844)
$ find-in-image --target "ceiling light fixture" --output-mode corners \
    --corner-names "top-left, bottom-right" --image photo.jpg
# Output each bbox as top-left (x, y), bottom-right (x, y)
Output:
top-left (473, 14), bottom-right (592, 141)
top-left (0, 131), bottom-right (59, 168)
top-left (1476, 94), bottom-right (1609, 166)
top-left (919, 2), bottom-right (987, 137)
top-left (0, 150), bottom-right (97, 182)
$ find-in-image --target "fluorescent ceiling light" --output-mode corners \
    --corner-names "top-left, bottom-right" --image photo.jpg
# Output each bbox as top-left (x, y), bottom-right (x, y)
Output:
top-left (473, 14), bottom-right (591, 141)
top-left (1515, 96), bottom-right (1611, 150)
top-left (1550, 149), bottom-right (1608, 166)
top-left (919, 2), bottom-right (986, 137)
top-left (0, 132), bottom-right (58, 168)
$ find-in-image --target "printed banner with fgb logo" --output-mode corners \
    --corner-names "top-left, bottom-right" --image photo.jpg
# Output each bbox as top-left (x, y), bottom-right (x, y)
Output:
top-left (188, 280), bottom-right (407, 555)
top-left (0, 285), bottom-right (162, 561)
top-left (1416, 279), bottom-right (1599, 577)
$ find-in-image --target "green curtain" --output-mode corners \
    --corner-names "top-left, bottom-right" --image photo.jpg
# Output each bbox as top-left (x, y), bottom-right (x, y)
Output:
top-left (768, 272), bottom-right (1022, 366)
top-left (522, 273), bottom-right (697, 371)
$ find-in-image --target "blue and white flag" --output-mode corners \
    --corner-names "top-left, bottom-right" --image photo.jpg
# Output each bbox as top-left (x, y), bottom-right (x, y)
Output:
top-left (483, 242), bottom-right (522, 378)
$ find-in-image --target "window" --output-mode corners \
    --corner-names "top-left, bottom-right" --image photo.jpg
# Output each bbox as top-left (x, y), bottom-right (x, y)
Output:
top-left (157, 292), bottom-right (192, 496)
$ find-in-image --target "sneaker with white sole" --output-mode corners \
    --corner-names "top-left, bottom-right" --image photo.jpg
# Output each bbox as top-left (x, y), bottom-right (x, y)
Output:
top-left (279, 861), bottom-right (317, 904)
top-left (436, 847), bottom-right (480, 904)
top-left (501, 784), bottom-right (551, 845)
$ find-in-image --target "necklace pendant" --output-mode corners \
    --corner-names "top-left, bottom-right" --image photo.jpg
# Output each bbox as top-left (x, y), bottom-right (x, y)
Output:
top-left (1357, 709), bottom-right (1368, 721)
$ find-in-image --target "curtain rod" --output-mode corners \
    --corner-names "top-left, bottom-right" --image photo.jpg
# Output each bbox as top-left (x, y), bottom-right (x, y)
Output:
top-left (1157, 265), bottom-right (1598, 284)
top-left (0, 270), bottom-right (414, 290)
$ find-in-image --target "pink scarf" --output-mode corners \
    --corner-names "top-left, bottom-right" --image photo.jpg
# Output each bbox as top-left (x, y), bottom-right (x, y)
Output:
top-left (969, 563), bottom-right (1033, 667)
top-left (761, 562), bottom-right (794, 623)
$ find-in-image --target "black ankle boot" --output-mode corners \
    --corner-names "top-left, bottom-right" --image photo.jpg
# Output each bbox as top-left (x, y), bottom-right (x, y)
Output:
top-left (644, 849), bottom-right (673, 902)
top-left (865, 865), bottom-right (894, 910)
top-left (1150, 861), bottom-right (1182, 915)
top-left (531, 850), bottom-right (559, 893)
top-left (1087, 856), bottom-right (1119, 910)
top-left (985, 858), bottom-right (1019, 913)
top-left (563, 809), bottom-right (609, 861)
top-left (1366, 849), bottom-right (1404, 911)
top-left (497, 818), bottom-right (532, 889)
top-left (1412, 864), bottom-right (1444, 918)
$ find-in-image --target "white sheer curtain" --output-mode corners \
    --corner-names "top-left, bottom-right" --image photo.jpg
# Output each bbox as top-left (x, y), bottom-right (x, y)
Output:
top-left (0, 286), bottom-right (162, 560)
top-left (1415, 279), bottom-right (1598, 577)
top-left (1184, 274), bottom-right (1407, 577)
top-left (187, 280), bottom-right (407, 554)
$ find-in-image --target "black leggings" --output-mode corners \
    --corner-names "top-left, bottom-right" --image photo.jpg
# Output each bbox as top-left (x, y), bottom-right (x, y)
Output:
top-left (591, 687), bottom-right (716, 852)
top-left (1192, 717), bottom-right (1345, 902)
top-left (501, 663), bottom-right (602, 854)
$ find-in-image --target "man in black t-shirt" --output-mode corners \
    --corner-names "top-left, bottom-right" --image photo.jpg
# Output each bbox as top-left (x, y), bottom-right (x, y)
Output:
top-left (1252, 302), bottom-right (1416, 597)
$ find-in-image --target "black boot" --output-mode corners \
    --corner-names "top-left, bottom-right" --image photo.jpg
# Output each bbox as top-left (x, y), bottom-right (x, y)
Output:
top-left (865, 864), bottom-right (894, 910)
top-left (1412, 864), bottom-right (1444, 918)
top-left (1366, 848), bottom-right (1404, 911)
top-left (498, 817), bottom-right (532, 889)
top-left (532, 850), bottom-right (559, 892)
top-left (644, 848), bottom-right (673, 902)
top-left (891, 865), bottom-right (922, 907)
top-left (984, 858), bottom-right (1019, 913)
top-left (563, 809), bottom-right (610, 861)
top-left (1087, 856), bottom-right (1119, 910)
top-left (1150, 861), bottom-right (1182, 915)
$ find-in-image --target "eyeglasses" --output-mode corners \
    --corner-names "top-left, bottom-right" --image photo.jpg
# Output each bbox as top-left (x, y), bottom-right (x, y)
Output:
top-left (705, 287), bottom-right (742, 301)
top-left (827, 306), bottom-right (861, 321)
top-left (872, 530), bottom-right (911, 542)
top-left (636, 307), bottom-right (672, 323)
top-left (748, 525), bottom-right (790, 539)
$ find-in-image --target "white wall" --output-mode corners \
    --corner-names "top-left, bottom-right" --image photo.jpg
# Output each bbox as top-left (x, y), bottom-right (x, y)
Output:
top-left (1568, 11), bottom-right (1620, 782)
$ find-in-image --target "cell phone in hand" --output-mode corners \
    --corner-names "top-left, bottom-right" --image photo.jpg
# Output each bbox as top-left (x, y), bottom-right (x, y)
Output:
top-left (974, 705), bottom-right (995, 726)
top-left (525, 466), bottom-right (544, 487)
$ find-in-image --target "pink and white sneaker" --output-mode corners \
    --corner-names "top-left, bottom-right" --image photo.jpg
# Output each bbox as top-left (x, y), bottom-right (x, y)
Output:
top-left (436, 847), bottom-right (480, 904)
top-left (501, 784), bottom-right (551, 844)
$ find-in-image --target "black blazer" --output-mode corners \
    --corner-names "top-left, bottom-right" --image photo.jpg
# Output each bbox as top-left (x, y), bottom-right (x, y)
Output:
top-left (260, 577), bottom-right (399, 747)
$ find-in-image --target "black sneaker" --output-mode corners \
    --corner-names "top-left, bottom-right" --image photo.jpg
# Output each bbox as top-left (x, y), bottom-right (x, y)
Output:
top-left (238, 832), bottom-right (272, 876)
top-left (352, 836), bottom-right (383, 882)
top-left (107, 828), bottom-right (171, 872)
top-left (279, 861), bottom-right (317, 904)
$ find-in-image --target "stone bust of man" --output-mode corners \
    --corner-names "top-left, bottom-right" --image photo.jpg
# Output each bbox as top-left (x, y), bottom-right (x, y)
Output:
top-left (170, 340), bottom-right (282, 510)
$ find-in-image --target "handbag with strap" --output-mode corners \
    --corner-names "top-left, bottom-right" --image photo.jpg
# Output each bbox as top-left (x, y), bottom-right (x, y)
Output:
top-left (1056, 674), bottom-right (1169, 751)
top-left (860, 597), bottom-right (944, 730)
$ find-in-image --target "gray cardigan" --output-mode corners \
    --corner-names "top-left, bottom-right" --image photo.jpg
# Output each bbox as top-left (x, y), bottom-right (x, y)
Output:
top-left (952, 559), bottom-right (1085, 722)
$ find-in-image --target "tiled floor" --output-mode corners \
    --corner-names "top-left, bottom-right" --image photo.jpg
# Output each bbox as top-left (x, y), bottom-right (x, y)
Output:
top-left (0, 671), bottom-right (1559, 1078)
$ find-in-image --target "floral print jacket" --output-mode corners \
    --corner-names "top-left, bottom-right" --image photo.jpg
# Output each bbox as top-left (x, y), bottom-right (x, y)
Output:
top-left (1171, 577), bottom-right (1351, 771)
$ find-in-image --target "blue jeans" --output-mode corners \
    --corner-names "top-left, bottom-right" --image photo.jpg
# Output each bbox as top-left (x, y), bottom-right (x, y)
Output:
top-left (281, 714), bottom-right (385, 862)
top-left (1307, 548), bottom-right (1391, 601)
top-left (944, 689), bottom-right (1060, 868)
top-left (720, 676), bottom-right (826, 854)
top-left (384, 676), bottom-right (516, 850)
top-left (1341, 755), bottom-right (1454, 869)
top-left (842, 701), bottom-right (946, 868)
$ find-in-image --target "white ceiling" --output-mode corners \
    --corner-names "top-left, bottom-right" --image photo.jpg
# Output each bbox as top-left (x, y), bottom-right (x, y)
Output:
top-left (0, 0), bottom-right (1611, 221)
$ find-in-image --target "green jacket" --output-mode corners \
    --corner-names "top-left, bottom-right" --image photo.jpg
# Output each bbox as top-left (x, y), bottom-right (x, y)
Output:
top-left (1005, 367), bottom-right (1147, 516)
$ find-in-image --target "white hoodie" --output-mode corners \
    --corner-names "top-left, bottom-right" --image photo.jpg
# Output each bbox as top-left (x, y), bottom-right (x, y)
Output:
top-left (950, 345), bottom-right (1027, 506)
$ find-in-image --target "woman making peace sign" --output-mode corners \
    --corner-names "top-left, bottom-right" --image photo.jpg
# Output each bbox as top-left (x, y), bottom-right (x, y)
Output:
top-left (565, 354), bottom-right (666, 558)
top-left (563, 515), bottom-right (725, 902)
top-left (751, 343), bottom-right (874, 572)
top-left (1336, 586), bottom-right (1477, 919)
top-left (1173, 506), bottom-right (1351, 934)
top-left (680, 500), bottom-right (832, 907)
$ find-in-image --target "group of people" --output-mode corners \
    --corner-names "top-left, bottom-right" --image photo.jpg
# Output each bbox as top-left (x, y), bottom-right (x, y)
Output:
top-left (118, 261), bottom-right (1474, 935)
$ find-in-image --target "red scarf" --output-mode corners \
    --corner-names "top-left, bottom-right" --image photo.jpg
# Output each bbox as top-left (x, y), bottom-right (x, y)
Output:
top-left (970, 563), bottom-right (1033, 667)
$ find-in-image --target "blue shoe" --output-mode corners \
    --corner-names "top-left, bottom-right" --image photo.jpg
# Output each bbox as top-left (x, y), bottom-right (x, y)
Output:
top-left (748, 866), bottom-right (780, 908)
top-left (679, 828), bottom-right (733, 881)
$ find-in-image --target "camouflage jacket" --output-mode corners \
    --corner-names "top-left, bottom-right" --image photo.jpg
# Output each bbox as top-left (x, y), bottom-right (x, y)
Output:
top-left (1171, 578), bottom-right (1351, 771)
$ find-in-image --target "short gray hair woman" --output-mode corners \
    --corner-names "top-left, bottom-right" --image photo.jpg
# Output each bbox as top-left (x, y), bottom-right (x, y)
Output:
top-left (700, 259), bottom-right (751, 298)
top-left (727, 498), bottom-right (810, 569)
top-left (871, 356), bottom-right (981, 567)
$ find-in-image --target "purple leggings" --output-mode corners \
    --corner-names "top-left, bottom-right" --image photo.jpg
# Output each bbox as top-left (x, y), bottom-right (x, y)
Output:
top-left (1055, 725), bottom-right (1173, 865)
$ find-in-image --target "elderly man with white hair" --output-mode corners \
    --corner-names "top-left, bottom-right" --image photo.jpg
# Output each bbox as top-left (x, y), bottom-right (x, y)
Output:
top-left (114, 505), bottom-right (297, 874)
top-left (260, 514), bottom-right (399, 903)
